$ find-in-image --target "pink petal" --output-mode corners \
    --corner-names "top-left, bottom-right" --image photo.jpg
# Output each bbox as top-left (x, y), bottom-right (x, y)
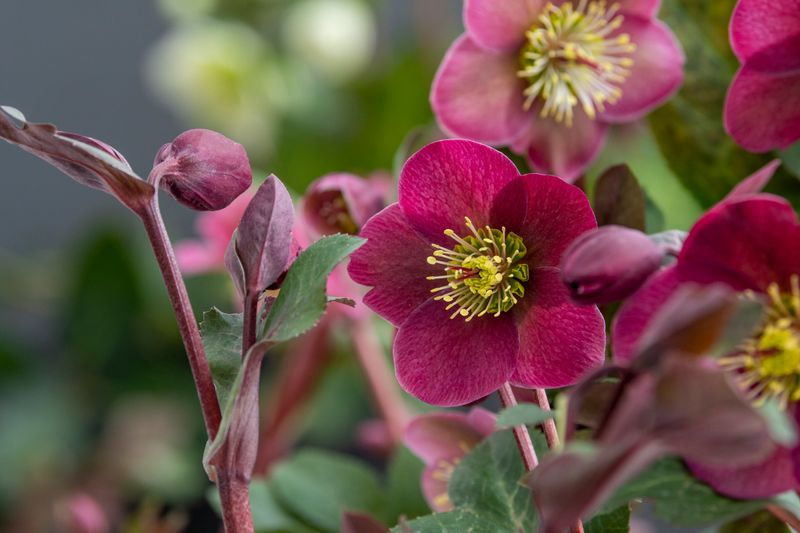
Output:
top-left (679, 196), bottom-right (800, 292)
top-left (505, 173), bottom-right (598, 268)
top-left (431, 36), bottom-right (531, 146)
top-left (404, 411), bottom-right (488, 464)
top-left (723, 159), bottom-right (781, 202)
top-left (516, 110), bottom-right (609, 183)
top-left (511, 269), bottom-right (605, 388)
top-left (689, 447), bottom-right (799, 499)
top-left (724, 66), bottom-right (800, 152)
top-left (730, 0), bottom-right (800, 67)
top-left (615, 0), bottom-right (661, 18)
top-left (599, 17), bottom-right (685, 123)
top-left (347, 204), bottom-right (437, 327)
top-left (421, 465), bottom-right (455, 512)
top-left (394, 299), bottom-right (518, 406)
top-left (398, 139), bottom-right (522, 243)
top-left (175, 241), bottom-right (218, 275)
top-left (611, 266), bottom-right (681, 363)
top-left (464, 0), bottom-right (542, 53)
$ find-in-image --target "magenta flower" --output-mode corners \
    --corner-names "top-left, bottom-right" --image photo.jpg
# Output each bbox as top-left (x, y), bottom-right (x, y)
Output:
top-left (725, 0), bottom-right (800, 152)
top-left (404, 407), bottom-right (496, 512)
top-left (431, 0), bottom-right (684, 181)
top-left (301, 172), bottom-right (392, 236)
top-left (348, 139), bottom-right (605, 406)
top-left (613, 194), bottom-right (800, 498)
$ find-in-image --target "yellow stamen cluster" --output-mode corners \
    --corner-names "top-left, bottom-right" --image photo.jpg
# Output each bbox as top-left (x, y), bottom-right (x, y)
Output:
top-left (426, 217), bottom-right (529, 321)
top-left (517, 0), bottom-right (637, 125)
top-left (719, 276), bottom-right (800, 410)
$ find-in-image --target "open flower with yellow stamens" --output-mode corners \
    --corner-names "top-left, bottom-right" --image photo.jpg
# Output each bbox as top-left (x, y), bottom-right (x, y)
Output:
top-left (613, 195), bottom-right (800, 498)
top-left (432, 0), bottom-right (684, 181)
top-left (348, 139), bottom-right (605, 406)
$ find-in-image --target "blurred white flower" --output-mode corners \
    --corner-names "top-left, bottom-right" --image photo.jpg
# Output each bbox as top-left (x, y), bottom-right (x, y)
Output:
top-left (145, 20), bottom-right (288, 157)
top-left (282, 0), bottom-right (376, 85)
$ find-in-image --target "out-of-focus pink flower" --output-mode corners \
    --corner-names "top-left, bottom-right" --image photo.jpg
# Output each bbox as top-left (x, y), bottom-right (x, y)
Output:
top-left (349, 139), bottom-right (605, 406)
top-left (404, 407), bottom-right (495, 512)
top-left (725, 0), bottom-right (800, 152)
top-left (431, 0), bottom-right (684, 181)
top-left (55, 493), bottom-right (109, 533)
top-left (302, 172), bottom-right (393, 236)
top-left (613, 195), bottom-right (800, 498)
top-left (175, 188), bottom-right (255, 275)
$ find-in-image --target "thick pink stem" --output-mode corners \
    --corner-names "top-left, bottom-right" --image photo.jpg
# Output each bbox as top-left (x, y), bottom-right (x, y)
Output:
top-left (498, 383), bottom-right (538, 471)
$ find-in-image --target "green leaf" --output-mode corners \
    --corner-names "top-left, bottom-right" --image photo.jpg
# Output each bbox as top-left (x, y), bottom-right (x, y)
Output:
top-left (720, 510), bottom-right (789, 533)
top-left (270, 449), bottom-right (385, 532)
top-left (386, 446), bottom-right (431, 522)
top-left (200, 308), bottom-right (243, 407)
top-left (584, 506), bottom-right (631, 533)
top-left (648, 0), bottom-right (798, 207)
top-left (496, 404), bottom-right (553, 429)
top-left (394, 509), bottom-right (510, 533)
top-left (262, 234), bottom-right (365, 343)
top-left (604, 458), bottom-right (764, 526)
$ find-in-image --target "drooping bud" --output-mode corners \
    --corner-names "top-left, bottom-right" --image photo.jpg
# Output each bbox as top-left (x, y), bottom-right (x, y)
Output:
top-left (302, 172), bottom-right (391, 236)
top-left (561, 225), bottom-right (664, 305)
top-left (150, 129), bottom-right (252, 211)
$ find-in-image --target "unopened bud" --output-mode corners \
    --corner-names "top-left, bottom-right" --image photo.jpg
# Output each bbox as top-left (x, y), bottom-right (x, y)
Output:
top-left (561, 225), bottom-right (664, 305)
top-left (151, 129), bottom-right (252, 211)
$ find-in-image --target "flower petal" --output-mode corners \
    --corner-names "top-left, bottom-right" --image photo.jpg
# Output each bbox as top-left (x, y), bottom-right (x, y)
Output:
top-left (689, 447), bottom-right (799, 499)
top-left (347, 204), bottom-right (436, 327)
top-left (421, 465), bottom-right (455, 512)
top-left (431, 36), bottom-right (531, 145)
top-left (404, 411), bottom-right (488, 464)
top-left (398, 139), bottom-right (522, 243)
top-left (599, 17), bottom-right (685, 123)
top-left (511, 269), bottom-right (605, 388)
top-left (505, 173), bottom-right (598, 268)
top-left (394, 299), bottom-right (518, 406)
top-left (616, 0), bottom-right (661, 18)
top-left (464, 0), bottom-right (542, 53)
top-left (724, 66), bottom-right (800, 152)
top-left (611, 266), bottom-right (681, 363)
top-left (516, 110), bottom-right (609, 182)
top-left (730, 0), bottom-right (800, 67)
top-left (723, 159), bottom-right (781, 202)
top-left (679, 195), bottom-right (800, 292)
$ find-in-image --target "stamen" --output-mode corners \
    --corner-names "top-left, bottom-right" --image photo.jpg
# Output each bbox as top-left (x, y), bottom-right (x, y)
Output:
top-left (517, 0), bottom-right (636, 125)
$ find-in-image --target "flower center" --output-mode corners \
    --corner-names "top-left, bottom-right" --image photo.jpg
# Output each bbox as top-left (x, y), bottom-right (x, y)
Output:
top-left (426, 217), bottom-right (529, 321)
top-left (719, 277), bottom-right (800, 410)
top-left (316, 191), bottom-right (358, 234)
top-left (517, 0), bottom-right (636, 126)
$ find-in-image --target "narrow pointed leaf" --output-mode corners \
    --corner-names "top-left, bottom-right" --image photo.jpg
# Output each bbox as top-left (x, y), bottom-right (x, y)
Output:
top-left (200, 308), bottom-right (243, 407)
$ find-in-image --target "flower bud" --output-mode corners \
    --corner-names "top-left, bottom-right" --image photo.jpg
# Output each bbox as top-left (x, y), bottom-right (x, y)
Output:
top-left (561, 225), bottom-right (664, 305)
top-left (150, 129), bottom-right (252, 211)
top-left (302, 172), bottom-right (391, 236)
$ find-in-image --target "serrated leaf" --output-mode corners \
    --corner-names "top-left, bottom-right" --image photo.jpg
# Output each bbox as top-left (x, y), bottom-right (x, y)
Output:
top-left (603, 458), bottom-right (765, 526)
top-left (200, 308), bottom-right (243, 407)
top-left (270, 449), bottom-right (385, 532)
top-left (496, 404), bottom-right (553, 429)
top-left (394, 509), bottom-right (509, 533)
top-left (584, 506), bottom-right (630, 533)
top-left (261, 234), bottom-right (365, 343)
top-left (648, 0), bottom-right (798, 207)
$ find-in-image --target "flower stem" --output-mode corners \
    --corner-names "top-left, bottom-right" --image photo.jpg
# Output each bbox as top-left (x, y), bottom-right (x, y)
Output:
top-left (140, 200), bottom-right (253, 532)
top-left (351, 316), bottom-right (411, 443)
top-left (242, 292), bottom-right (260, 357)
top-left (533, 388), bottom-right (584, 533)
top-left (498, 382), bottom-right (538, 471)
top-left (767, 504), bottom-right (800, 531)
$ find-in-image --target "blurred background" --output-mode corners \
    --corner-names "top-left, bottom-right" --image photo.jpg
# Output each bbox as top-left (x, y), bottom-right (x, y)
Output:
top-left (1, 0), bottom-right (798, 532)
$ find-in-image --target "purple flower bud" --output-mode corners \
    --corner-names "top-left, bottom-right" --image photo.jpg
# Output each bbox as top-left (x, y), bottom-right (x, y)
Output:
top-left (561, 225), bottom-right (664, 305)
top-left (150, 129), bottom-right (252, 211)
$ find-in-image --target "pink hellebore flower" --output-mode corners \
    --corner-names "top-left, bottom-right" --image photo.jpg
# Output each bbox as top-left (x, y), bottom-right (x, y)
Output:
top-left (404, 407), bottom-right (496, 512)
top-left (725, 0), bottom-right (800, 152)
top-left (348, 139), bottom-right (606, 406)
top-left (613, 194), bottom-right (800, 498)
top-left (432, 0), bottom-right (685, 181)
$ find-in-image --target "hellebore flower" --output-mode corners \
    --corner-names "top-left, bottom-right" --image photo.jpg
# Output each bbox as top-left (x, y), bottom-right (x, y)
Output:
top-left (348, 139), bottom-right (605, 406)
top-left (431, 0), bottom-right (684, 181)
top-left (150, 129), bottom-right (252, 211)
top-left (404, 408), bottom-right (496, 512)
top-left (301, 172), bottom-right (392, 236)
top-left (613, 194), bottom-right (800, 498)
top-left (561, 225), bottom-right (664, 305)
top-left (531, 285), bottom-right (777, 533)
top-left (724, 0), bottom-right (800, 152)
